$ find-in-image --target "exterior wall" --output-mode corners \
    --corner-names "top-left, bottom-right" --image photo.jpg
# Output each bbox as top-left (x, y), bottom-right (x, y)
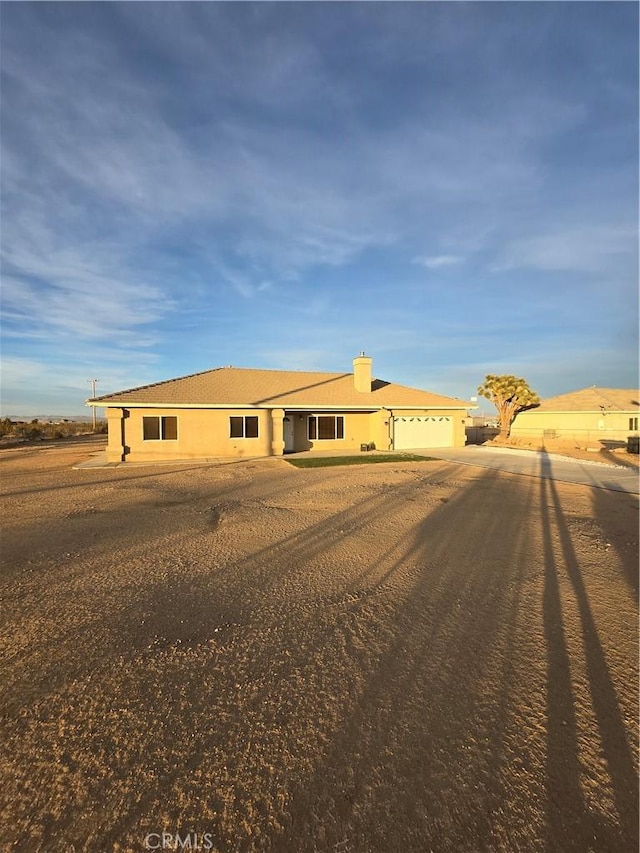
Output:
top-left (105, 405), bottom-right (469, 462)
top-left (511, 410), bottom-right (639, 443)
top-left (370, 410), bottom-right (391, 450)
top-left (110, 407), bottom-right (274, 462)
top-left (451, 411), bottom-right (467, 447)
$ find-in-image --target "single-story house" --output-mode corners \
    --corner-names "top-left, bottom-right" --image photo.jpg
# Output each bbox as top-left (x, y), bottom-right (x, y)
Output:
top-left (510, 387), bottom-right (640, 444)
top-left (87, 354), bottom-right (472, 463)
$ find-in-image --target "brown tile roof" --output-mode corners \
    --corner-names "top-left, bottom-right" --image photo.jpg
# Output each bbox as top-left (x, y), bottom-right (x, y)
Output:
top-left (90, 366), bottom-right (469, 409)
top-left (528, 387), bottom-right (640, 413)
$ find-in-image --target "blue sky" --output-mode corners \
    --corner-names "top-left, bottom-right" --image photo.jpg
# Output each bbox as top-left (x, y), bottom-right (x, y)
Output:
top-left (1, 2), bottom-right (638, 416)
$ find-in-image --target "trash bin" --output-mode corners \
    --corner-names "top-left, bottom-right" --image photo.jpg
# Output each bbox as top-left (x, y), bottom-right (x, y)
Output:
top-left (627, 435), bottom-right (639, 454)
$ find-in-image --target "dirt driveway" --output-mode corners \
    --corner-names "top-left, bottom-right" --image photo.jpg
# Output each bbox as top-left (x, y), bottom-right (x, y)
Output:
top-left (1, 440), bottom-right (637, 852)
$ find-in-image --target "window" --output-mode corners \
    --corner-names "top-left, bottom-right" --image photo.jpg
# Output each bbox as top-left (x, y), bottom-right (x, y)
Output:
top-left (143, 416), bottom-right (177, 441)
top-left (230, 416), bottom-right (259, 438)
top-left (630, 417), bottom-right (639, 431)
top-left (308, 415), bottom-right (344, 440)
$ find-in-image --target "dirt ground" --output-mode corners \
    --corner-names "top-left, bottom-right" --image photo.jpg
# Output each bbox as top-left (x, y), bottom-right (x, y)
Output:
top-left (0, 438), bottom-right (637, 853)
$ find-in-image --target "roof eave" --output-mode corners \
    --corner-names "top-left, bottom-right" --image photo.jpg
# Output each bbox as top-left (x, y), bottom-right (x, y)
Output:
top-left (521, 407), bottom-right (636, 414)
top-left (88, 400), bottom-right (471, 411)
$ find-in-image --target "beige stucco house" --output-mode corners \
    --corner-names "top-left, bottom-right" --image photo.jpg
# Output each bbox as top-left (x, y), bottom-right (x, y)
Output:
top-left (88, 354), bottom-right (471, 463)
top-left (510, 387), bottom-right (639, 444)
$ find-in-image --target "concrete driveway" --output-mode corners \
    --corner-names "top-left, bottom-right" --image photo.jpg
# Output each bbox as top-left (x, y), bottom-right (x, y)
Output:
top-left (417, 445), bottom-right (640, 494)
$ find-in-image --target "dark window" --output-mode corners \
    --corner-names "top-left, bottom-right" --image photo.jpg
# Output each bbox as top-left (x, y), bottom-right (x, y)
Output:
top-left (630, 417), bottom-right (639, 431)
top-left (318, 416), bottom-right (335, 440)
top-left (230, 416), bottom-right (259, 438)
top-left (143, 416), bottom-right (178, 441)
top-left (143, 417), bottom-right (160, 441)
top-left (162, 416), bottom-right (178, 440)
top-left (308, 415), bottom-right (345, 440)
top-left (230, 417), bottom-right (244, 438)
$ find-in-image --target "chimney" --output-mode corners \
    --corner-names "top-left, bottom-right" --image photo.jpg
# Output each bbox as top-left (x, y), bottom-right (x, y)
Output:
top-left (353, 351), bottom-right (372, 393)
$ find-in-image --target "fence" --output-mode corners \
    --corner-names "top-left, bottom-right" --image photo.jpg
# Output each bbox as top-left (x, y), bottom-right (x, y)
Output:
top-left (465, 426), bottom-right (500, 445)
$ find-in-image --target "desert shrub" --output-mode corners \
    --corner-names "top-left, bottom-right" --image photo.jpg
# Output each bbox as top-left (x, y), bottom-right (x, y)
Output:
top-left (0, 418), bottom-right (14, 438)
top-left (15, 424), bottom-right (44, 440)
top-left (0, 418), bottom-right (106, 442)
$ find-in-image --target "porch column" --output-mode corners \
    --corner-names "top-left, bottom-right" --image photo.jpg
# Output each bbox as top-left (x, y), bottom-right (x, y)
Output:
top-left (106, 407), bottom-right (125, 463)
top-left (271, 408), bottom-right (285, 456)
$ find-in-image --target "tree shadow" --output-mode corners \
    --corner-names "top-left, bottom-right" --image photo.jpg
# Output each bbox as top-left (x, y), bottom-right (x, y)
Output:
top-left (599, 447), bottom-right (639, 470)
top-left (274, 469), bottom-right (541, 851)
top-left (5, 456), bottom-right (638, 851)
top-left (0, 460), bottom-right (302, 582)
top-left (590, 487), bottom-right (639, 599)
top-left (15, 465), bottom-right (488, 849)
top-left (269, 458), bottom-right (639, 852)
top-left (2, 464), bottom-right (458, 712)
top-left (539, 451), bottom-right (638, 851)
top-left (0, 457), bottom-right (285, 498)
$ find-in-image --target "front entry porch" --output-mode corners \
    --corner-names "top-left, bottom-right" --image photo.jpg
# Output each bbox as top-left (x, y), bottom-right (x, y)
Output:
top-left (279, 410), bottom-right (383, 454)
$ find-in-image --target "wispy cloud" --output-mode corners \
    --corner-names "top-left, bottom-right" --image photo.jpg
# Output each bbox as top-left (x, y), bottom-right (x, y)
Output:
top-left (1, 3), bottom-right (637, 411)
top-left (0, 5), bottom-right (606, 293)
top-left (260, 348), bottom-right (337, 372)
top-left (413, 255), bottom-right (464, 269)
top-left (0, 354), bottom-right (160, 414)
top-left (1, 230), bottom-right (171, 345)
top-left (493, 223), bottom-right (637, 274)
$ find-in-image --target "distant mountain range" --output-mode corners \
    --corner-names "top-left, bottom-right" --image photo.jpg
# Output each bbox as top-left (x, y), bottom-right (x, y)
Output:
top-left (2, 414), bottom-right (98, 422)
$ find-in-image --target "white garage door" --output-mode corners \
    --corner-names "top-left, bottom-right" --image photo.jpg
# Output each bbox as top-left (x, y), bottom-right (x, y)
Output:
top-left (393, 416), bottom-right (453, 449)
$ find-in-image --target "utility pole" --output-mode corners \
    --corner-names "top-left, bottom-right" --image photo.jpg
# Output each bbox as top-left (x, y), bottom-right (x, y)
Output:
top-left (89, 379), bottom-right (98, 432)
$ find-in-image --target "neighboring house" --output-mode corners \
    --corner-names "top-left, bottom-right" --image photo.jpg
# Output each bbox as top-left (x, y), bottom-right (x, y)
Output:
top-left (510, 387), bottom-right (640, 444)
top-left (87, 354), bottom-right (471, 463)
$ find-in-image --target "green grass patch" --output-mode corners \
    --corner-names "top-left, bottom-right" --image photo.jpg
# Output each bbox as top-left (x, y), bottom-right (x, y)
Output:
top-left (285, 453), bottom-right (435, 468)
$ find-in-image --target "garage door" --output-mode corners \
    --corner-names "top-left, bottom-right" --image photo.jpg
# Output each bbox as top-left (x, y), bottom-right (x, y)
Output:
top-left (393, 416), bottom-right (453, 449)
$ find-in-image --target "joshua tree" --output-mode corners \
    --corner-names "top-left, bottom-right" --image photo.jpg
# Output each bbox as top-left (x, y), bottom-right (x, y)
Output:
top-left (477, 374), bottom-right (540, 439)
